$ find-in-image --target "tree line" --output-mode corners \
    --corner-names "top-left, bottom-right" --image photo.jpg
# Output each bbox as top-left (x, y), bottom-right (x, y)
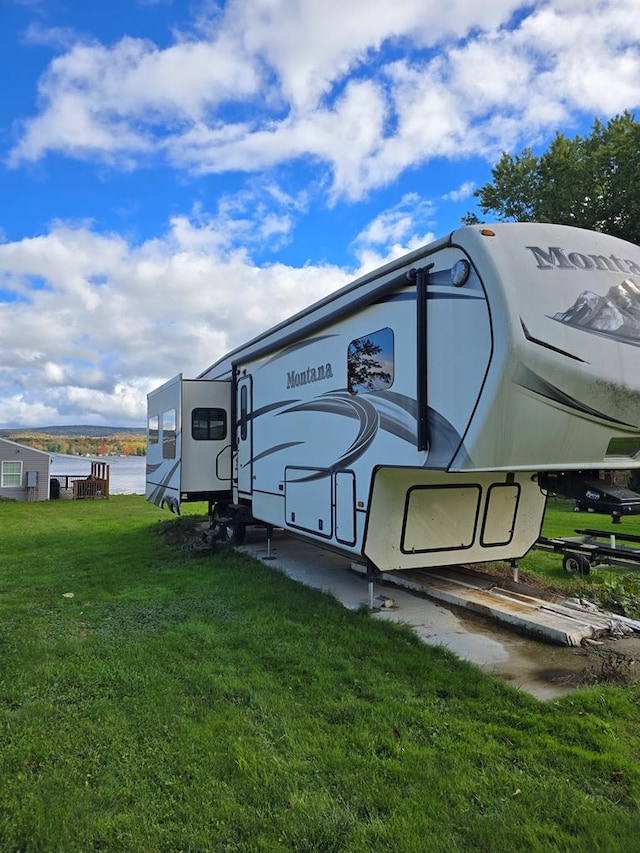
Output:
top-left (5, 432), bottom-right (146, 457)
top-left (464, 111), bottom-right (640, 245)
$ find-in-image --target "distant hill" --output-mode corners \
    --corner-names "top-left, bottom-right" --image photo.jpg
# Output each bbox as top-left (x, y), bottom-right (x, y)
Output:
top-left (0, 426), bottom-right (147, 457)
top-left (0, 425), bottom-right (146, 438)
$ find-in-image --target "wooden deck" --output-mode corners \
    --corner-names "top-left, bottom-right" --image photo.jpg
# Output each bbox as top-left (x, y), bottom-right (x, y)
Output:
top-left (51, 461), bottom-right (110, 499)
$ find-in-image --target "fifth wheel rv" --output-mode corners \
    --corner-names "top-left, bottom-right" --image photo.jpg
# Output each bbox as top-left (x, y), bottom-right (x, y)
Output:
top-left (146, 222), bottom-right (640, 573)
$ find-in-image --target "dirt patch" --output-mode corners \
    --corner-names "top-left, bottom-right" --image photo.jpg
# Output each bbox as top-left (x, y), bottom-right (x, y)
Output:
top-left (157, 518), bottom-right (217, 553)
top-left (453, 604), bottom-right (640, 692)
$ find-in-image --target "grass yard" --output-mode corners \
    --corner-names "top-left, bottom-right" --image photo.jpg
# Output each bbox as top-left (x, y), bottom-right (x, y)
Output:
top-left (1, 495), bottom-right (639, 852)
top-left (519, 498), bottom-right (640, 617)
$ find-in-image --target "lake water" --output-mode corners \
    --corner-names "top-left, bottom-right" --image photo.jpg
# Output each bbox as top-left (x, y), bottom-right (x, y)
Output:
top-left (50, 453), bottom-right (147, 495)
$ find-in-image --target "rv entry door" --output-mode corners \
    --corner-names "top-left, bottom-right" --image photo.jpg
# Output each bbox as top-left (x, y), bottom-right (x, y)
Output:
top-left (236, 374), bottom-right (253, 498)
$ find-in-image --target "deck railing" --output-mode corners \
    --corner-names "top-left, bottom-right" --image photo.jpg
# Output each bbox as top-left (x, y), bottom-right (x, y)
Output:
top-left (51, 462), bottom-right (110, 500)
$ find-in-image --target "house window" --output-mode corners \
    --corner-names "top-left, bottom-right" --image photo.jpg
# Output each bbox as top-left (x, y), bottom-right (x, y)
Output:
top-left (148, 414), bottom-right (159, 445)
top-left (162, 409), bottom-right (177, 459)
top-left (192, 408), bottom-right (227, 441)
top-left (1, 460), bottom-right (22, 488)
top-left (347, 327), bottom-right (394, 394)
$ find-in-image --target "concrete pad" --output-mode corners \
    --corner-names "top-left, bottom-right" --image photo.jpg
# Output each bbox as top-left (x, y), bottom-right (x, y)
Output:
top-left (237, 528), bottom-right (637, 700)
top-left (374, 567), bottom-right (637, 647)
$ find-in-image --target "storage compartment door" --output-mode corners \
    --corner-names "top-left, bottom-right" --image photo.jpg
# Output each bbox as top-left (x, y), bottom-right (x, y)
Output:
top-left (285, 467), bottom-right (332, 538)
top-left (335, 471), bottom-right (356, 545)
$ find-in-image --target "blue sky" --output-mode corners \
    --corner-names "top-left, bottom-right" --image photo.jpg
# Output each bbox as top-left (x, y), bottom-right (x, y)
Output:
top-left (1, 0), bottom-right (639, 427)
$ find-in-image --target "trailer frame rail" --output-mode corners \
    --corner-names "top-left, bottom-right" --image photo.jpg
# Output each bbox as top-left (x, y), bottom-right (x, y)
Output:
top-left (535, 527), bottom-right (640, 575)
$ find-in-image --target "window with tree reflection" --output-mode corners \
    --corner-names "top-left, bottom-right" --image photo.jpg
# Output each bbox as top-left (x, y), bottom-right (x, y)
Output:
top-left (347, 327), bottom-right (394, 394)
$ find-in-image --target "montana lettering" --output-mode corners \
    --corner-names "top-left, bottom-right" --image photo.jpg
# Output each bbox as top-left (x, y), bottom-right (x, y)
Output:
top-left (286, 363), bottom-right (333, 389)
top-left (287, 362), bottom-right (333, 390)
top-left (526, 245), bottom-right (640, 276)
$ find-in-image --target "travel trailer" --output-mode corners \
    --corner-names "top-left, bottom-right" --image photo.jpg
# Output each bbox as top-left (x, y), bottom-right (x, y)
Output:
top-left (146, 222), bottom-right (640, 572)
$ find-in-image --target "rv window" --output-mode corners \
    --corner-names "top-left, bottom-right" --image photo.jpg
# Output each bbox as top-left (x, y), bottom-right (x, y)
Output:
top-left (162, 409), bottom-right (176, 459)
top-left (348, 327), bottom-right (394, 394)
top-left (148, 414), bottom-right (159, 445)
top-left (192, 407), bottom-right (227, 441)
top-left (606, 437), bottom-right (640, 459)
top-left (1, 460), bottom-right (22, 488)
top-left (240, 386), bottom-right (248, 441)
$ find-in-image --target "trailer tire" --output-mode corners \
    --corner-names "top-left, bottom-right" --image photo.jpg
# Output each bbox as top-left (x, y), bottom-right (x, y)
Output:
top-left (231, 520), bottom-right (246, 546)
top-left (212, 506), bottom-right (246, 546)
top-left (562, 552), bottom-right (591, 575)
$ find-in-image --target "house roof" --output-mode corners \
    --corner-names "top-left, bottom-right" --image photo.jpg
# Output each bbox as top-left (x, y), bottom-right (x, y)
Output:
top-left (0, 437), bottom-right (51, 460)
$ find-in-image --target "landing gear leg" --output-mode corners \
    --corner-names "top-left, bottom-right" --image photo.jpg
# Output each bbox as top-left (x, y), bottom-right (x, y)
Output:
top-left (510, 559), bottom-right (519, 584)
top-left (264, 525), bottom-right (276, 561)
top-left (366, 559), bottom-right (381, 611)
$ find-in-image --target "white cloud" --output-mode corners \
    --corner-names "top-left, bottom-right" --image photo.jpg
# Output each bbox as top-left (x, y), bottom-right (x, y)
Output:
top-left (352, 194), bottom-right (437, 269)
top-left (442, 181), bottom-right (475, 203)
top-left (0, 212), bottom-right (349, 426)
top-left (232, 0), bottom-right (521, 109)
top-left (22, 22), bottom-right (79, 50)
top-left (518, 1), bottom-right (640, 115)
top-left (9, 34), bottom-right (261, 165)
top-left (10, 0), bottom-right (640, 199)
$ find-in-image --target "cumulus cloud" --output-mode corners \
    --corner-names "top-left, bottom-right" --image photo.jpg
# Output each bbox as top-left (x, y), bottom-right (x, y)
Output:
top-left (9, 33), bottom-right (261, 165)
top-left (442, 181), bottom-right (475, 203)
top-left (0, 172), bottom-right (446, 425)
top-left (9, 0), bottom-right (640, 198)
top-left (0, 211), bottom-right (352, 426)
top-left (352, 193), bottom-right (437, 268)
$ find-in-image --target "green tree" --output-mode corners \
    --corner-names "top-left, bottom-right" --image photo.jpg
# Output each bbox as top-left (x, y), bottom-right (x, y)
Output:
top-left (465, 112), bottom-right (640, 244)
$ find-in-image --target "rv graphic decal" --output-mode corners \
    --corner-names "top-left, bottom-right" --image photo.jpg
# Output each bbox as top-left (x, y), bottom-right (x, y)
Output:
top-left (286, 363), bottom-right (333, 389)
top-left (527, 245), bottom-right (640, 276)
top-left (146, 459), bottom-right (181, 507)
top-left (269, 389), bottom-right (464, 471)
top-left (551, 279), bottom-right (640, 344)
top-left (278, 392), bottom-right (378, 470)
top-left (251, 441), bottom-right (305, 464)
top-left (241, 389), bottom-right (465, 475)
top-left (514, 363), bottom-right (637, 428)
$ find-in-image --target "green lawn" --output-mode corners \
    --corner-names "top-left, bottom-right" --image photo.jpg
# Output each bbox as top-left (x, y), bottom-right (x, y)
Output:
top-left (519, 498), bottom-right (640, 616)
top-left (1, 496), bottom-right (639, 852)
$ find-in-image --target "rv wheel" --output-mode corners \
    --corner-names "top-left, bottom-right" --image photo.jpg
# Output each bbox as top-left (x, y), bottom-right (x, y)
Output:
top-left (224, 520), bottom-right (246, 545)
top-left (212, 507), bottom-right (246, 545)
top-left (562, 552), bottom-right (590, 575)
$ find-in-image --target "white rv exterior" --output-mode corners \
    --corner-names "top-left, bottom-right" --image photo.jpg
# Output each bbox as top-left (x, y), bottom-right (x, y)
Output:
top-left (147, 223), bottom-right (640, 571)
top-left (146, 373), bottom-right (231, 511)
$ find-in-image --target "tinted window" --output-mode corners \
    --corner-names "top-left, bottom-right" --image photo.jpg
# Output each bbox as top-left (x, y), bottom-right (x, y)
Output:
top-left (347, 327), bottom-right (394, 394)
top-left (162, 409), bottom-right (176, 459)
top-left (192, 407), bottom-right (227, 441)
top-left (240, 385), bottom-right (248, 441)
top-left (148, 414), bottom-right (159, 445)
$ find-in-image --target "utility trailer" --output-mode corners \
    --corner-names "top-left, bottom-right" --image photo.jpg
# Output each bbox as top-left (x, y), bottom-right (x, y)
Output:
top-left (536, 528), bottom-right (640, 575)
top-left (147, 222), bottom-right (640, 573)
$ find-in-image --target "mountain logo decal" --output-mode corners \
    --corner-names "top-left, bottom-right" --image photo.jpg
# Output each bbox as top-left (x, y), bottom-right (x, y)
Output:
top-left (551, 279), bottom-right (640, 343)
